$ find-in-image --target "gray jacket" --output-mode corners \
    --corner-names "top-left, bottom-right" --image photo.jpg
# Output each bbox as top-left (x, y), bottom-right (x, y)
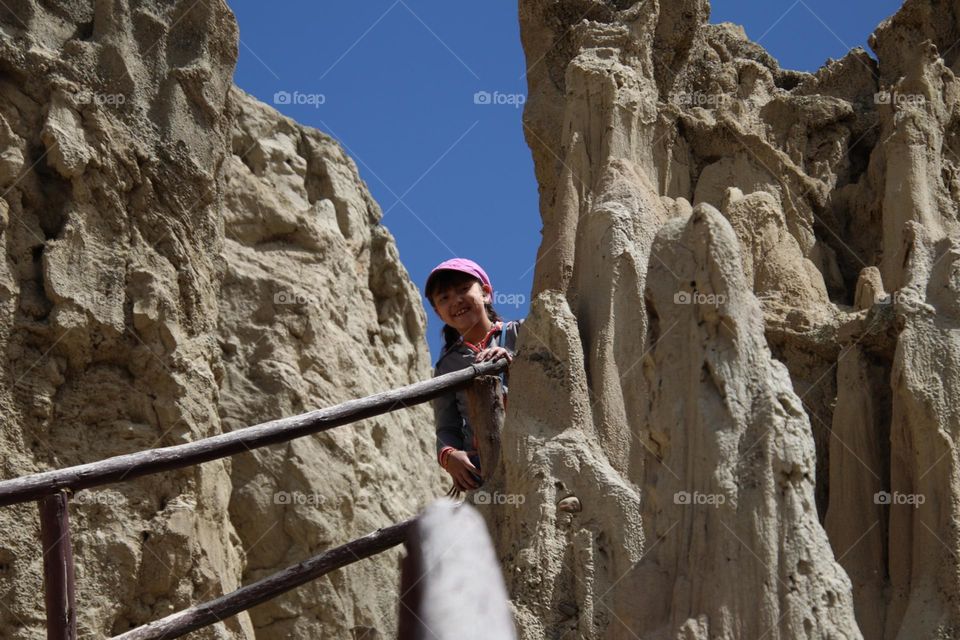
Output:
top-left (432, 319), bottom-right (523, 462)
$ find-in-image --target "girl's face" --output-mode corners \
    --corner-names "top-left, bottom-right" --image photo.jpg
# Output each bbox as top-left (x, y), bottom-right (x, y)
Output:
top-left (432, 279), bottom-right (492, 334)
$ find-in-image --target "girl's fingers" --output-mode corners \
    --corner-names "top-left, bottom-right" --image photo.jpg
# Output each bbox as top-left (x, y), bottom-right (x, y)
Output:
top-left (456, 466), bottom-right (477, 485)
top-left (476, 348), bottom-right (513, 363)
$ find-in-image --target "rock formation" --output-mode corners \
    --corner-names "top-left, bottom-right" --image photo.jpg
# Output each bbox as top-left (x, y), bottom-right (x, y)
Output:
top-left (6, 0), bottom-right (960, 638)
top-left (217, 88), bottom-right (441, 638)
top-left (0, 2), bottom-right (441, 639)
top-left (490, 0), bottom-right (960, 638)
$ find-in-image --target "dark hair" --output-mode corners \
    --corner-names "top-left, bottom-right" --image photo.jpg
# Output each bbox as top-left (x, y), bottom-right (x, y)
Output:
top-left (426, 269), bottom-right (502, 349)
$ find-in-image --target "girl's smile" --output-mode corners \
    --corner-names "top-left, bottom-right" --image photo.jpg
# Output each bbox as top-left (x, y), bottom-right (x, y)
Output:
top-left (433, 280), bottom-right (494, 343)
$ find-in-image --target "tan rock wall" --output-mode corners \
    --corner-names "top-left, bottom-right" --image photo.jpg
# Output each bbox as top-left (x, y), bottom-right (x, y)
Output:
top-left (218, 88), bottom-right (443, 638)
top-left (496, 1), bottom-right (960, 638)
top-left (0, 3), bottom-right (441, 639)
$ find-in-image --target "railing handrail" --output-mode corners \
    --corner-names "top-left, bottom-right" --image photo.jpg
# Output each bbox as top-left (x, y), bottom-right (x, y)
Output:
top-left (0, 358), bottom-right (508, 507)
top-left (114, 517), bottom-right (416, 640)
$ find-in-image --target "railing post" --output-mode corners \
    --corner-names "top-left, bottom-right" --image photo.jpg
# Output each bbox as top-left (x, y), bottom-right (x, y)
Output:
top-left (39, 490), bottom-right (76, 640)
top-left (465, 375), bottom-right (506, 488)
top-left (397, 499), bottom-right (516, 639)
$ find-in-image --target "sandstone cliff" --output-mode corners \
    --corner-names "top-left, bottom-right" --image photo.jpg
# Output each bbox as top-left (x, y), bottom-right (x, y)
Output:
top-left (217, 88), bottom-right (442, 638)
top-left (490, 0), bottom-right (960, 638)
top-left (0, 2), bottom-right (441, 639)
top-left (6, 1), bottom-right (960, 639)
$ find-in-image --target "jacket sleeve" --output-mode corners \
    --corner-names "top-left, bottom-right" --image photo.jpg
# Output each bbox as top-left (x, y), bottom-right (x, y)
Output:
top-left (504, 318), bottom-right (523, 354)
top-left (433, 370), bottom-right (465, 458)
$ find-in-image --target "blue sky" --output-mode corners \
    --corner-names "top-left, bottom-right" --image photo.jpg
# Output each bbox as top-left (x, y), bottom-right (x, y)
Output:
top-left (227, 1), bottom-right (904, 364)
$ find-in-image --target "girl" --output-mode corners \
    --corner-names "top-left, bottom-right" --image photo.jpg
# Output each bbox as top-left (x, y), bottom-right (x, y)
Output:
top-left (425, 258), bottom-right (522, 492)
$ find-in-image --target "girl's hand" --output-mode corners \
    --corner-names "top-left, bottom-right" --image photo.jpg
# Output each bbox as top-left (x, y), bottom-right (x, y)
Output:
top-left (476, 346), bottom-right (513, 364)
top-left (443, 450), bottom-right (482, 491)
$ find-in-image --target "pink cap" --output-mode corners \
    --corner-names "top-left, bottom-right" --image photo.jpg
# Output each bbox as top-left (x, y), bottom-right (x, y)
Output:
top-left (425, 258), bottom-right (493, 297)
